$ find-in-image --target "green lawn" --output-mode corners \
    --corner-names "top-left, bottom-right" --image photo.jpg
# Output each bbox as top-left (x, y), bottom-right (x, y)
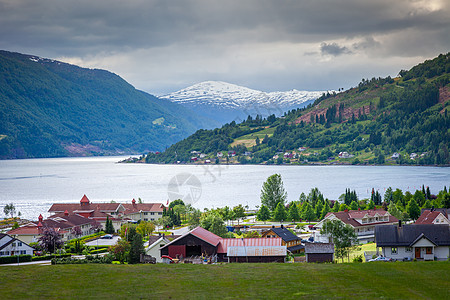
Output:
top-left (1, 262), bottom-right (449, 299)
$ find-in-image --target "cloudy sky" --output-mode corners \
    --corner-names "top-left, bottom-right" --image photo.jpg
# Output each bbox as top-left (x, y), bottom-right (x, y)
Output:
top-left (0, 0), bottom-right (448, 95)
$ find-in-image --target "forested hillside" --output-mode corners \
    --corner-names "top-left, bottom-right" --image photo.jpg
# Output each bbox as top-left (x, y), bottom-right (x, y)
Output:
top-left (142, 53), bottom-right (449, 166)
top-left (0, 50), bottom-right (215, 158)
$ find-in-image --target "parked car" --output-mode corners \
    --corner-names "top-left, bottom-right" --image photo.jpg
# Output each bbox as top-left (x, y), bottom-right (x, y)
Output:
top-left (368, 256), bottom-right (392, 262)
top-left (100, 234), bottom-right (113, 239)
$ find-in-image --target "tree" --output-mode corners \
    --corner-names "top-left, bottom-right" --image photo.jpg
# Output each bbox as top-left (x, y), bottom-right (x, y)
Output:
top-left (350, 201), bottom-right (358, 210)
top-left (407, 198), bottom-right (420, 220)
top-left (3, 203), bottom-right (16, 218)
top-left (110, 238), bottom-right (130, 264)
top-left (273, 202), bottom-right (288, 222)
top-left (288, 203), bottom-right (300, 222)
top-left (302, 203), bottom-right (316, 223)
top-left (186, 207), bottom-right (202, 229)
top-left (339, 203), bottom-right (349, 211)
top-left (320, 219), bottom-right (357, 262)
top-left (233, 204), bottom-right (246, 225)
top-left (367, 199), bottom-right (375, 210)
top-left (136, 221), bottom-right (155, 238)
top-left (105, 216), bottom-right (115, 234)
top-left (260, 174), bottom-right (287, 211)
top-left (257, 205), bottom-right (271, 224)
top-left (169, 199), bottom-right (185, 209)
top-left (443, 193), bottom-right (450, 209)
top-left (388, 201), bottom-right (403, 220)
top-left (200, 213), bottom-right (228, 237)
top-left (384, 187), bottom-right (393, 204)
top-left (320, 201), bottom-right (331, 219)
top-left (314, 201), bottom-right (323, 220)
top-left (38, 227), bottom-right (64, 253)
top-left (413, 190), bottom-right (426, 207)
top-left (128, 233), bottom-right (144, 264)
top-left (71, 226), bottom-right (82, 238)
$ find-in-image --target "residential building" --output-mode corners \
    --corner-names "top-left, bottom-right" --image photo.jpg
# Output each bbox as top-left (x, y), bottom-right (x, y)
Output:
top-left (261, 225), bottom-right (304, 253)
top-left (0, 233), bottom-right (34, 257)
top-left (315, 208), bottom-right (398, 244)
top-left (8, 212), bottom-right (97, 243)
top-left (375, 224), bottom-right (450, 261)
top-left (415, 209), bottom-right (450, 225)
top-left (122, 199), bottom-right (164, 222)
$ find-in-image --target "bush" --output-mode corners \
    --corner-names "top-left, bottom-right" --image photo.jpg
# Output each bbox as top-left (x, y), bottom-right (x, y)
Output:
top-left (90, 248), bottom-right (109, 255)
top-left (32, 254), bottom-right (71, 261)
top-left (51, 254), bottom-right (113, 265)
top-left (353, 255), bottom-right (363, 263)
top-left (0, 255), bottom-right (32, 264)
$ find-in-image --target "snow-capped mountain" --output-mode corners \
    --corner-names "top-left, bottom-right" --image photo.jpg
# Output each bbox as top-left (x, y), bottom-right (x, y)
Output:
top-left (161, 81), bottom-right (327, 123)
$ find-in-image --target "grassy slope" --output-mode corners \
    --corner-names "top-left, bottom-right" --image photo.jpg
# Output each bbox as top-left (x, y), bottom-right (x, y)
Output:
top-left (2, 262), bottom-right (449, 299)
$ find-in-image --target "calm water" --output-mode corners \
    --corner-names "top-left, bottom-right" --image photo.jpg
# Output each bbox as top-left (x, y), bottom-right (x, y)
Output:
top-left (0, 156), bottom-right (448, 220)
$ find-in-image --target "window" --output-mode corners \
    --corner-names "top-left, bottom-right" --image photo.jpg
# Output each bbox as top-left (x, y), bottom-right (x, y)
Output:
top-left (18, 242), bottom-right (22, 246)
top-left (406, 247), bottom-right (412, 252)
top-left (158, 212), bottom-right (162, 215)
top-left (144, 218), bottom-right (148, 221)
top-left (391, 247), bottom-right (398, 254)
top-left (151, 212), bottom-right (155, 215)
top-left (144, 212), bottom-right (148, 215)
top-left (426, 247), bottom-right (432, 254)
top-left (11, 242), bottom-right (16, 247)
top-left (20, 250), bottom-right (26, 255)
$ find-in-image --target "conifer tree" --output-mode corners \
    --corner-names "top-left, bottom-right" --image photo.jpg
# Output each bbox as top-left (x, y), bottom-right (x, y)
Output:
top-left (273, 202), bottom-right (288, 222)
top-left (407, 198), bottom-right (420, 220)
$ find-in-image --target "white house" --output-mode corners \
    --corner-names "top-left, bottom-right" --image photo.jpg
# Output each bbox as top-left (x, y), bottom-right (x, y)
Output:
top-left (0, 233), bottom-right (34, 257)
top-left (415, 209), bottom-right (450, 225)
top-left (145, 235), bottom-right (171, 263)
top-left (315, 208), bottom-right (398, 244)
top-left (375, 224), bottom-right (450, 261)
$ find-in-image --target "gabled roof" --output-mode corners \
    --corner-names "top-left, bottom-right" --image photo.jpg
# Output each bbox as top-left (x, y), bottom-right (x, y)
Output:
top-left (305, 243), bottom-right (334, 254)
top-left (7, 225), bottom-right (41, 236)
top-left (0, 233), bottom-right (35, 251)
top-left (49, 202), bottom-right (122, 213)
top-left (263, 227), bottom-right (299, 242)
top-left (421, 208), bottom-right (450, 218)
top-left (122, 202), bottom-right (165, 215)
top-left (217, 237), bottom-right (282, 253)
top-left (409, 233), bottom-right (437, 247)
top-left (375, 224), bottom-right (450, 247)
top-left (323, 209), bottom-right (398, 227)
top-left (415, 210), bottom-right (447, 224)
top-left (160, 226), bottom-right (222, 250)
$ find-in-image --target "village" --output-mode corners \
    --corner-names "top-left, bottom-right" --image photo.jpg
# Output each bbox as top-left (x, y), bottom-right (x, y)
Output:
top-left (2, 188), bottom-right (449, 266)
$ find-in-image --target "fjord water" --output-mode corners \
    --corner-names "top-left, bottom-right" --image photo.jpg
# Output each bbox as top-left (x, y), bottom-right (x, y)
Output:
top-left (0, 156), bottom-right (448, 220)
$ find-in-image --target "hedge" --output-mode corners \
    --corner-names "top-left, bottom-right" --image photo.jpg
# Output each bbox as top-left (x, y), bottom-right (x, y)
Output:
top-left (0, 255), bottom-right (32, 264)
top-left (32, 254), bottom-right (71, 261)
top-left (90, 248), bottom-right (109, 255)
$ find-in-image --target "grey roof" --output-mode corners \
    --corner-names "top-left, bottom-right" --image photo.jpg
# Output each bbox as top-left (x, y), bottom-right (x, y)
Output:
top-left (265, 227), bottom-right (299, 242)
top-left (305, 243), bottom-right (334, 254)
top-left (287, 244), bottom-right (305, 252)
top-left (375, 224), bottom-right (450, 247)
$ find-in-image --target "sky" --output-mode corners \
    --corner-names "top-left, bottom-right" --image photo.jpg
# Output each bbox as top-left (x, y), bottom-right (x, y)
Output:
top-left (0, 0), bottom-right (449, 95)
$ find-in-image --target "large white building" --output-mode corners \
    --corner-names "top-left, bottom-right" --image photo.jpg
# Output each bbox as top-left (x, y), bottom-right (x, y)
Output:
top-left (315, 208), bottom-right (398, 244)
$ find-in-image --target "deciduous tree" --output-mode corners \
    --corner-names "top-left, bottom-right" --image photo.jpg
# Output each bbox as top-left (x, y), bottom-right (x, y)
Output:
top-left (260, 174), bottom-right (287, 211)
top-left (257, 205), bottom-right (271, 224)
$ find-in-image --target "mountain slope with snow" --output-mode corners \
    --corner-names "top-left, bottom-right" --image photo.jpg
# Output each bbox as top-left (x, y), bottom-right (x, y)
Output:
top-left (161, 81), bottom-right (327, 123)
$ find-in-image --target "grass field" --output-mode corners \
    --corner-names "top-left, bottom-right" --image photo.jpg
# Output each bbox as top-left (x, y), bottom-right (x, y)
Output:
top-left (1, 262), bottom-right (449, 299)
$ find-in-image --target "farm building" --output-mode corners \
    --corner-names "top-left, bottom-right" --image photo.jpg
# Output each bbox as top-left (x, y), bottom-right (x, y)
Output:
top-left (305, 243), bottom-right (334, 263)
top-left (160, 227), bottom-right (287, 263)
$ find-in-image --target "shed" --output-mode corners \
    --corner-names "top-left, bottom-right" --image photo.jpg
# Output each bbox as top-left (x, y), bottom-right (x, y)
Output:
top-left (217, 238), bottom-right (286, 263)
top-left (305, 243), bottom-right (334, 263)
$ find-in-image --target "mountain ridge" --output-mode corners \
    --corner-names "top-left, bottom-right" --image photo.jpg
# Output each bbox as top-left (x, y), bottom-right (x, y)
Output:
top-left (161, 81), bottom-right (327, 123)
top-left (0, 50), bottom-right (217, 159)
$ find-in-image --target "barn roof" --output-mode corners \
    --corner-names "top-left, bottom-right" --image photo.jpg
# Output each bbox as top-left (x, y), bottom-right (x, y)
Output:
top-left (217, 237), bottom-right (282, 253)
top-left (305, 243), bottom-right (334, 254)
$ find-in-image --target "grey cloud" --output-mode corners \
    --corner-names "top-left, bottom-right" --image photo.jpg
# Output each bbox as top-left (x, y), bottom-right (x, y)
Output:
top-left (0, 0), bottom-right (448, 94)
top-left (321, 42), bottom-right (352, 56)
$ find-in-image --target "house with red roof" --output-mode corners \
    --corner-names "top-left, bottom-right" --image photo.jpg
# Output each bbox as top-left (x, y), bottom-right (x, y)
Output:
top-left (122, 199), bottom-right (164, 222)
top-left (160, 227), bottom-right (286, 263)
top-left (415, 209), bottom-right (450, 225)
top-left (7, 212), bottom-right (97, 244)
top-left (315, 208), bottom-right (398, 244)
top-left (48, 195), bottom-right (166, 232)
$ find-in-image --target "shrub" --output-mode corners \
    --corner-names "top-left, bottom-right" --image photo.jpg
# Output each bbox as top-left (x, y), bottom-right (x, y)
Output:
top-left (32, 254), bottom-right (71, 261)
top-left (0, 255), bottom-right (32, 264)
top-left (353, 255), bottom-right (363, 263)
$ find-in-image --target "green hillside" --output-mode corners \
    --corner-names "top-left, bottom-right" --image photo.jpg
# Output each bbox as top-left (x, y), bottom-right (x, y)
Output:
top-left (143, 53), bottom-right (449, 165)
top-left (0, 50), bottom-right (216, 159)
